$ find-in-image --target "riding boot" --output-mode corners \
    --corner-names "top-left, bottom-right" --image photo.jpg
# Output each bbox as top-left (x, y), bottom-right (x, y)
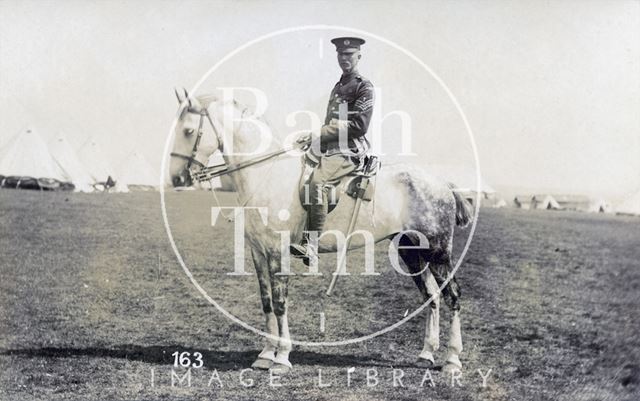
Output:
top-left (290, 195), bottom-right (328, 266)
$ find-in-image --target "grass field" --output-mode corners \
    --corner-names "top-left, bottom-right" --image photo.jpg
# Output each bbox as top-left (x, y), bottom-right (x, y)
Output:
top-left (1, 190), bottom-right (639, 400)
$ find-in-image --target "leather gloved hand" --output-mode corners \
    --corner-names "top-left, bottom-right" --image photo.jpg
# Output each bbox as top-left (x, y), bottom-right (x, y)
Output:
top-left (320, 123), bottom-right (340, 140)
top-left (296, 132), bottom-right (313, 145)
top-left (330, 118), bottom-right (350, 131)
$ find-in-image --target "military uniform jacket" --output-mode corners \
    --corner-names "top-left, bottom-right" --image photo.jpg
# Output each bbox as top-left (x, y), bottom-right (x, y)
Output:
top-left (321, 72), bottom-right (375, 156)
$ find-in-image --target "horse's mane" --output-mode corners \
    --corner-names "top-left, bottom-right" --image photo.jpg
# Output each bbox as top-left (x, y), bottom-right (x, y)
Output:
top-left (177, 93), bottom-right (243, 120)
top-left (195, 94), bottom-right (251, 119)
top-left (195, 94), bottom-right (220, 108)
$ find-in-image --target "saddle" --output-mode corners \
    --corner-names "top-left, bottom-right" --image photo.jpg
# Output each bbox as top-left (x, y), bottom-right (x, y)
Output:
top-left (298, 152), bottom-right (381, 213)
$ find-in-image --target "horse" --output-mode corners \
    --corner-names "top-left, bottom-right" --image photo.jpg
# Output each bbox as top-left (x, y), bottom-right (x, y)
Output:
top-left (168, 92), bottom-right (474, 373)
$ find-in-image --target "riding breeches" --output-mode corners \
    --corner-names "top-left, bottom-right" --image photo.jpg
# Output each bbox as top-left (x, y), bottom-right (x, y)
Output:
top-left (308, 154), bottom-right (358, 206)
top-left (300, 154), bottom-right (357, 237)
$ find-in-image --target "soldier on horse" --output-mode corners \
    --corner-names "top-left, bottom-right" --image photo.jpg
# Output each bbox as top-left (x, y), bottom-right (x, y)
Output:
top-left (290, 37), bottom-right (376, 265)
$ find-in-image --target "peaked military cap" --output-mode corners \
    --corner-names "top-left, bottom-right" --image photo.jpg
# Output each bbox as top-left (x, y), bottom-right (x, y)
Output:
top-left (331, 37), bottom-right (365, 53)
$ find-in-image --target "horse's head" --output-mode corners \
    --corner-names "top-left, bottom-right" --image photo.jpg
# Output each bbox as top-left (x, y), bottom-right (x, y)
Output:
top-left (169, 90), bottom-right (222, 187)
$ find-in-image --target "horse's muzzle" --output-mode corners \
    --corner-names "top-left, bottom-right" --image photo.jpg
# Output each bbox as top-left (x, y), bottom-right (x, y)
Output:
top-left (172, 171), bottom-right (192, 187)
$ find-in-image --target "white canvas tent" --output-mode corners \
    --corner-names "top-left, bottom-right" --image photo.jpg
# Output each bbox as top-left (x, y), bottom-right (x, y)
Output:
top-left (116, 151), bottom-right (160, 191)
top-left (588, 198), bottom-right (612, 213)
top-left (514, 195), bottom-right (532, 209)
top-left (532, 195), bottom-right (561, 210)
top-left (78, 140), bottom-right (119, 190)
top-left (0, 128), bottom-right (68, 182)
top-left (49, 135), bottom-right (94, 192)
top-left (493, 198), bottom-right (508, 208)
top-left (617, 191), bottom-right (640, 216)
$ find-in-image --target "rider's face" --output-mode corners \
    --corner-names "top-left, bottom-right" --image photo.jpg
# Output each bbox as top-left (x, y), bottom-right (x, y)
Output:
top-left (337, 51), bottom-right (360, 73)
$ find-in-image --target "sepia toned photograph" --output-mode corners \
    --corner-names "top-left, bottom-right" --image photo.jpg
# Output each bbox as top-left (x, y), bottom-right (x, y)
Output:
top-left (0, 1), bottom-right (638, 400)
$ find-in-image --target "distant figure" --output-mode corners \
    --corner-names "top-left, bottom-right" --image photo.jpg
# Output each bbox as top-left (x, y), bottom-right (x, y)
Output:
top-left (105, 175), bottom-right (115, 192)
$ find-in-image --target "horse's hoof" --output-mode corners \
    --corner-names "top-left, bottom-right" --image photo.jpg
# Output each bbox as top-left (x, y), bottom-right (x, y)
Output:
top-left (251, 358), bottom-right (274, 370)
top-left (270, 362), bottom-right (292, 374)
top-left (442, 362), bottom-right (462, 375)
top-left (417, 350), bottom-right (436, 366)
top-left (416, 357), bottom-right (435, 368)
top-left (444, 353), bottom-right (462, 369)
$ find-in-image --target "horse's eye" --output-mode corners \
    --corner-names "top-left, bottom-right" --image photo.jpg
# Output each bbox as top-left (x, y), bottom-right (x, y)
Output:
top-left (184, 128), bottom-right (195, 136)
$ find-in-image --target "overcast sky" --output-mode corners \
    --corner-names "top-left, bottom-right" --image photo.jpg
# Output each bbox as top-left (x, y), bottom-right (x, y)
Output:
top-left (0, 0), bottom-right (638, 199)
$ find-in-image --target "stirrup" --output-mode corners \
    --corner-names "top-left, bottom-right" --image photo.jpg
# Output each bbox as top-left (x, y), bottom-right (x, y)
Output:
top-left (289, 243), bottom-right (308, 257)
top-left (289, 243), bottom-right (318, 266)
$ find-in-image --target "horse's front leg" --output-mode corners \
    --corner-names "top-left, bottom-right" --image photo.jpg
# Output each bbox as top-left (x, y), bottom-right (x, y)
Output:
top-left (268, 253), bottom-right (293, 372)
top-left (250, 248), bottom-right (279, 370)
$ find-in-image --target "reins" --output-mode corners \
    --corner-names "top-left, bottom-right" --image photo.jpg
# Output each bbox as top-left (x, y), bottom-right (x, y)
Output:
top-left (170, 103), bottom-right (310, 184)
top-left (190, 144), bottom-right (306, 183)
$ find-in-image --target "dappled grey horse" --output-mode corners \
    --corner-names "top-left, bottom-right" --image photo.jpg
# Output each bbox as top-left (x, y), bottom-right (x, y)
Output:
top-left (168, 93), bottom-right (473, 373)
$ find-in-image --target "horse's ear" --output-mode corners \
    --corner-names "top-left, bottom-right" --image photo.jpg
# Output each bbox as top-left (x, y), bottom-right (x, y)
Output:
top-left (174, 88), bottom-right (183, 104)
top-left (183, 88), bottom-right (192, 107)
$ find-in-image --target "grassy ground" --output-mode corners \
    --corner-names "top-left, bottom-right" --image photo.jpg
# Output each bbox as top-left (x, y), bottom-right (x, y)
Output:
top-left (0, 190), bottom-right (638, 400)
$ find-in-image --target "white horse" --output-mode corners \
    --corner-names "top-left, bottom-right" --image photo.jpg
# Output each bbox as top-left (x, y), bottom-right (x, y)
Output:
top-left (168, 93), bottom-right (473, 373)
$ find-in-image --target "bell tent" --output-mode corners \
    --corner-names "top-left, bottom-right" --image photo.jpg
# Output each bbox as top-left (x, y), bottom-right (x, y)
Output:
top-left (116, 151), bottom-right (160, 191)
top-left (49, 135), bottom-right (94, 192)
top-left (0, 129), bottom-right (72, 190)
top-left (78, 140), bottom-right (119, 191)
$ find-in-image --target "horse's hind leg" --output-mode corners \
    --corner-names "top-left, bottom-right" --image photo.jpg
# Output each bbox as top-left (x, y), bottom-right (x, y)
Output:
top-left (398, 235), bottom-right (430, 300)
top-left (444, 275), bottom-right (463, 371)
top-left (419, 271), bottom-right (441, 365)
top-left (250, 248), bottom-right (278, 370)
top-left (397, 235), bottom-right (440, 366)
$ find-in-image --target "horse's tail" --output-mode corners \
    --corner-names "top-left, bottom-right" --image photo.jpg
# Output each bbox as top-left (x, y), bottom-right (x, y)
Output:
top-left (448, 183), bottom-right (473, 228)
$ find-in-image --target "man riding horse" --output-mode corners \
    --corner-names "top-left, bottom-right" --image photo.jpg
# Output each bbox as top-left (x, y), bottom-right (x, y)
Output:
top-left (170, 35), bottom-right (472, 370)
top-left (290, 37), bottom-right (375, 265)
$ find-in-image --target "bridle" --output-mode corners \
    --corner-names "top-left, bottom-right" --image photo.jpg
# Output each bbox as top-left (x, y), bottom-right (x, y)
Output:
top-left (170, 105), bottom-right (220, 170)
top-left (170, 98), bottom-right (309, 184)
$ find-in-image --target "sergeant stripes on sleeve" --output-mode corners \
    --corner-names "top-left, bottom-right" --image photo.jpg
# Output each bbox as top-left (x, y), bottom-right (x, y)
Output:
top-left (355, 98), bottom-right (374, 112)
